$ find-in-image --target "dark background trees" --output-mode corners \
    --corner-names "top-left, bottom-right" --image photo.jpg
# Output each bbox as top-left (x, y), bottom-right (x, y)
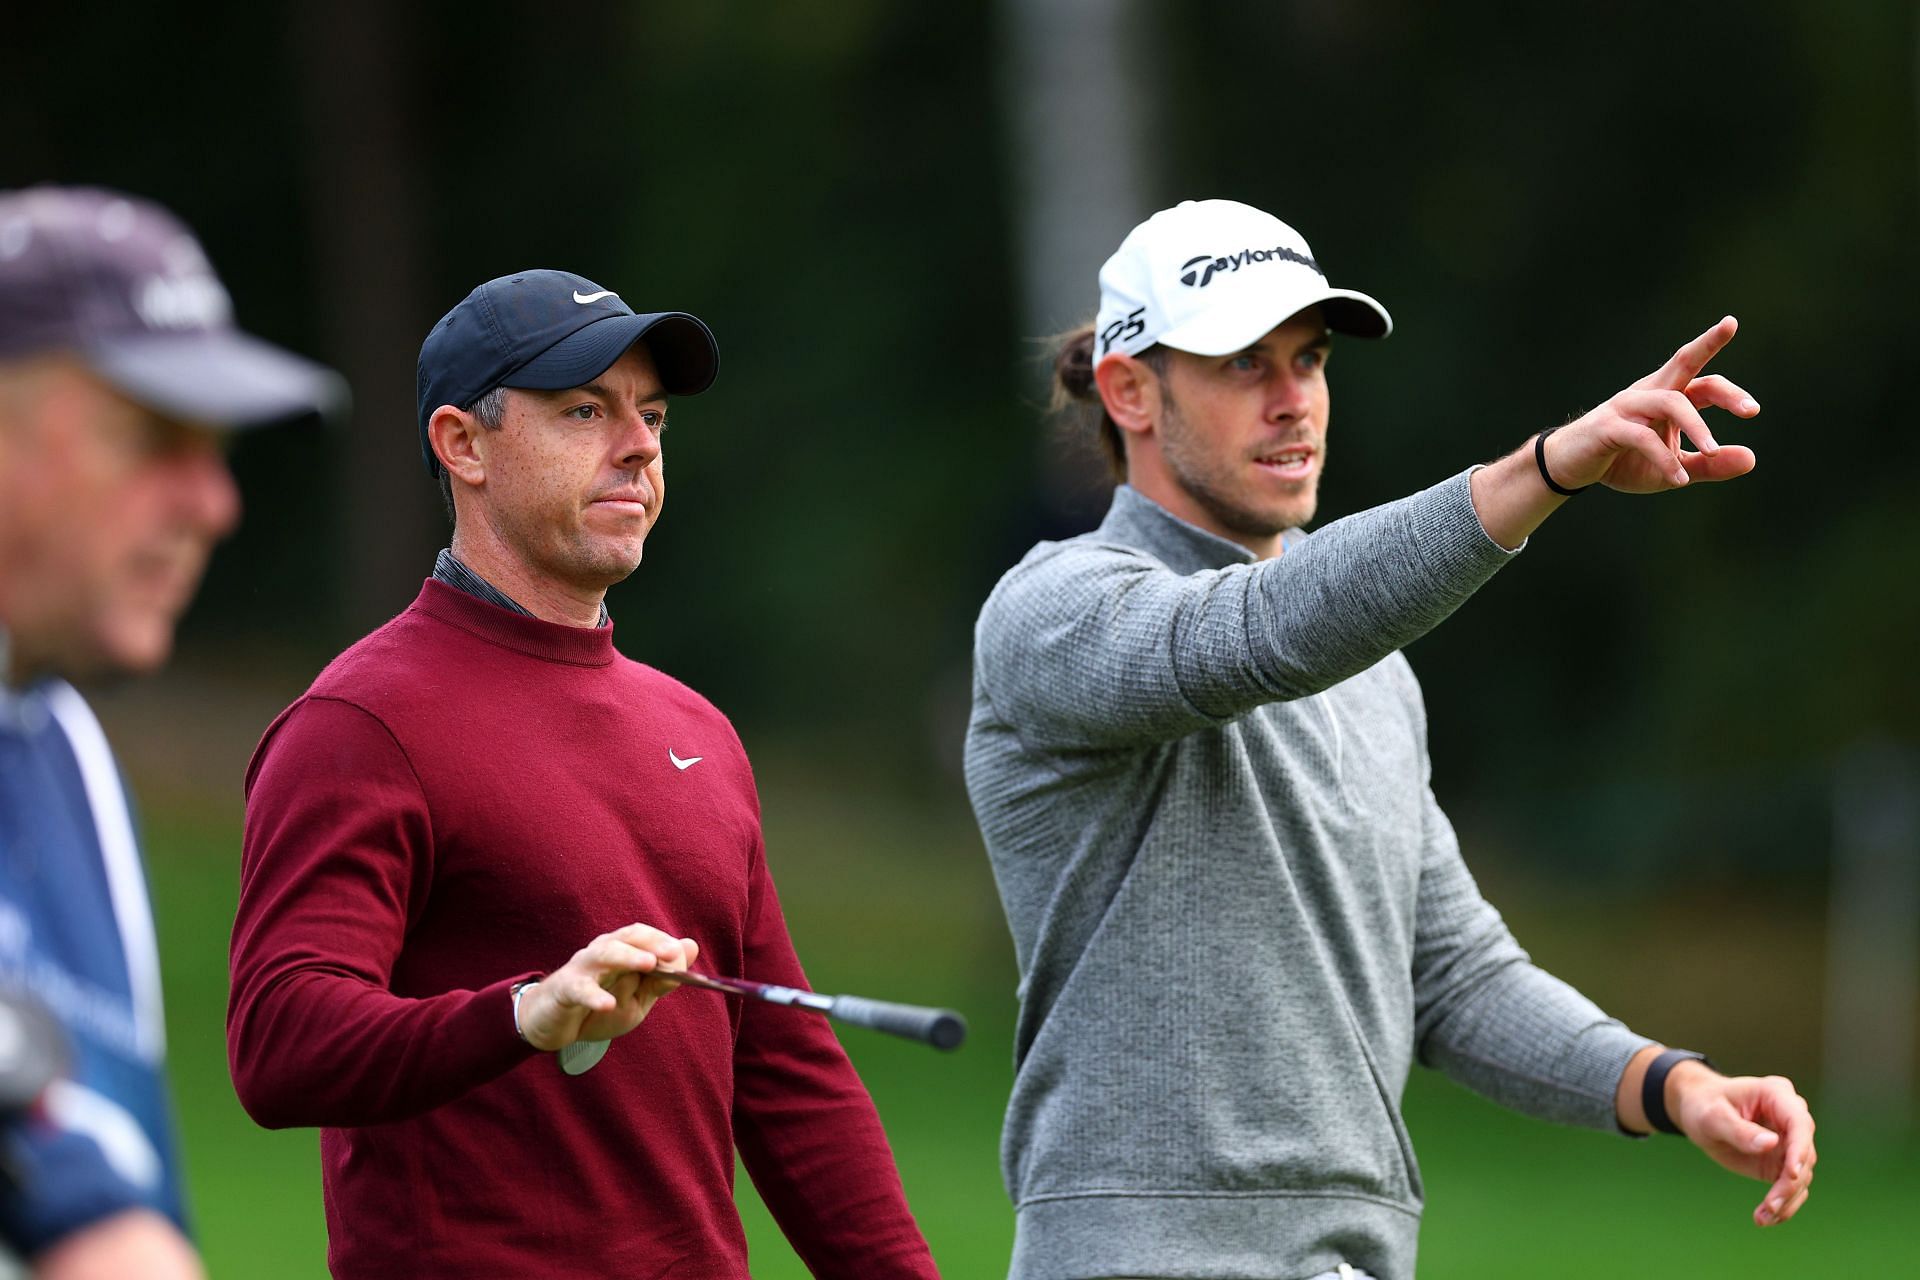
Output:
top-left (5, 3), bottom-right (1915, 1271)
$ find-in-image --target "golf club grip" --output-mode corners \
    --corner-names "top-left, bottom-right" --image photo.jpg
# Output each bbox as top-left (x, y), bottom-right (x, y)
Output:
top-left (827, 995), bottom-right (967, 1051)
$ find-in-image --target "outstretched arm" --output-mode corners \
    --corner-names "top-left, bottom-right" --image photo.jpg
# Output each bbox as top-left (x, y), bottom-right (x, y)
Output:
top-left (976, 472), bottom-right (1514, 750)
top-left (1615, 1046), bottom-right (1818, 1226)
top-left (1471, 316), bottom-right (1760, 548)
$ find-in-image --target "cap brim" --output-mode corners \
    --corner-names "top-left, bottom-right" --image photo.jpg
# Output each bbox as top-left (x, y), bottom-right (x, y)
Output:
top-left (86, 330), bottom-right (349, 429)
top-left (503, 312), bottom-right (719, 397)
top-left (1157, 286), bottom-right (1393, 356)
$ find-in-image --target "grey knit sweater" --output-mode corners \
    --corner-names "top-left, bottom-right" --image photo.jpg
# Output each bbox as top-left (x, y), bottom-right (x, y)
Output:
top-left (964, 473), bottom-right (1651, 1280)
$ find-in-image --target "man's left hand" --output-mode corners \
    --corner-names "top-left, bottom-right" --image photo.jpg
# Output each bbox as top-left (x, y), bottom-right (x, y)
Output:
top-left (1668, 1063), bottom-right (1817, 1226)
top-left (1619, 1048), bottom-right (1818, 1227)
top-left (515, 924), bottom-right (700, 1052)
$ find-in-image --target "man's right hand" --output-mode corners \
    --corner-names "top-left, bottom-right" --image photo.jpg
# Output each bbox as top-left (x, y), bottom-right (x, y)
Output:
top-left (1541, 314), bottom-right (1759, 494)
top-left (1469, 316), bottom-right (1760, 548)
top-left (514, 925), bottom-right (699, 1052)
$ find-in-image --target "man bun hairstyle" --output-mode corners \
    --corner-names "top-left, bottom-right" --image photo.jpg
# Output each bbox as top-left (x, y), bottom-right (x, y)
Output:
top-left (1050, 323), bottom-right (1165, 483)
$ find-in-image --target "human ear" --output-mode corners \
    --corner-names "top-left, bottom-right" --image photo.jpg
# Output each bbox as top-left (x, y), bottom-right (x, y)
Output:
top-left (429, 405), bottom-right (486, 487)
top-left (1092, 354), bottom-right (1162, 439)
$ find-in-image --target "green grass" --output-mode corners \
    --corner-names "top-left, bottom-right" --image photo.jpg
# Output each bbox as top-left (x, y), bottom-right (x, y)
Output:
top-left (144, 804), bottom-right (328, 1274)
top-left (142, 787), bottom-right (1913, 1278)
top-left (1406, 1069), bottom-right (1913, 1277)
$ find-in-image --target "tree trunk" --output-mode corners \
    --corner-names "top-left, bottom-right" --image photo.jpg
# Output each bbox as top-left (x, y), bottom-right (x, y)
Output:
top-left (288, 0), bottom-right (442, 637)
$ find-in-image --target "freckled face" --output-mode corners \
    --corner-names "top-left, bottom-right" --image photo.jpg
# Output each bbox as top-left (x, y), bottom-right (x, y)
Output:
top-left (477, 343), bottom-right (668, 593)
top-left (1154, 308), bottom-right (1333, 539)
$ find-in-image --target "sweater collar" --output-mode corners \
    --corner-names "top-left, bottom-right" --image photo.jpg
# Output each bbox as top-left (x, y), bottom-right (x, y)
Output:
top-left (432, 548), bottom-right (611, 628)
top-left (1095, 484), bottom-right (1300, 575)
top-left (412, 578), bottom-right (618, 667)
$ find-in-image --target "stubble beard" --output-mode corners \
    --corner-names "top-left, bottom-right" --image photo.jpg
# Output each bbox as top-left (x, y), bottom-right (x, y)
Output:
top-left (495, 504), bottom-right (647, 597)
top-left (565, 528), bottom-right (647, 589)
top-left (1158, 391), bottom-right (1321, 539)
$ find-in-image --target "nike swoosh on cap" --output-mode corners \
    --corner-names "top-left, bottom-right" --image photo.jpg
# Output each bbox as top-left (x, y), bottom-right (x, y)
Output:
top-left (669, 749), bottom-right (703, 771)
top-left (572, 289), bottom-right (617, 304)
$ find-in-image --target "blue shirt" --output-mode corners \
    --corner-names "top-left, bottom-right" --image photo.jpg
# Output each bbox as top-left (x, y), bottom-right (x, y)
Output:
top-left (0, 676), bottom-right (187, 1255)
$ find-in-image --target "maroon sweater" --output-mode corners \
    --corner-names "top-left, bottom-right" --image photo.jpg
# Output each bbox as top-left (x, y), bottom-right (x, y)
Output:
top-left (229, 581), bottom-right (939, 1278)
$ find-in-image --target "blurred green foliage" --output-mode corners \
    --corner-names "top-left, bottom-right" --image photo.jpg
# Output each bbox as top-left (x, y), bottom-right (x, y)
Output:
top-left (6, 1), bottom-right (1913, 885)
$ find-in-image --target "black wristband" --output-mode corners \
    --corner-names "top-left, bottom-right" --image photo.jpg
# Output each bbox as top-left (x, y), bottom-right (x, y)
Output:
top-left (1534, 426), bottom-right (1591, 496)
top-left (1642, 1048), bottom-right (1711, 1135)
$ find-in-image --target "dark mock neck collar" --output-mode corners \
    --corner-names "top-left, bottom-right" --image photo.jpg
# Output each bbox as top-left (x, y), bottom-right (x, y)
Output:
top-left (412, 579), bottom-right (618, 668)
top-left (433, 548), bottom-right (610, 628)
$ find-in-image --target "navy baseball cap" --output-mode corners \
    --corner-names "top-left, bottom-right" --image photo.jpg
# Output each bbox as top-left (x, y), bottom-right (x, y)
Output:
top-left (416, 269), bottom-right (719, 477)
top-left (0, 185), bottom-right (346, 426)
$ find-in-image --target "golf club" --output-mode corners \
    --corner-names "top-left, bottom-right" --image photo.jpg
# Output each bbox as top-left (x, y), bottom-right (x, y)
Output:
top-left (652, 969), bottom-right (966, 1051)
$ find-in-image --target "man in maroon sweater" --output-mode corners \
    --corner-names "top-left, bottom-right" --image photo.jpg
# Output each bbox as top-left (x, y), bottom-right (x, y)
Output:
top-left (228, 270), bottom-right (941, 1278)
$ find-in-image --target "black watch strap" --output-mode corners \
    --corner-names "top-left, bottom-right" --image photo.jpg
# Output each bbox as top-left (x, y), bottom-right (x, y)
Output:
top-left (1643, 1048), bottom-right (1711, 1135)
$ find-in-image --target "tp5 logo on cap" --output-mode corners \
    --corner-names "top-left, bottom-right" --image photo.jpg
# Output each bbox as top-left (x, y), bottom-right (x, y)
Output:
top-left (1092, 199), bottom-right (1393, 362)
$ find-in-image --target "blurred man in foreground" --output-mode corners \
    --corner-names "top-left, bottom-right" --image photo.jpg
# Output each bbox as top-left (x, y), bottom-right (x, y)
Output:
top-left (228, 270), bottom-right (941, 1277)
top-left (0, 186), bottom-right (340, 1278)
top-left (965, 199), bottom-right (1817, 1280)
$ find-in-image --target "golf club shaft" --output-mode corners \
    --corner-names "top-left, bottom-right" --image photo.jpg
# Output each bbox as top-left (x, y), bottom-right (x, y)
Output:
top-left (649, 969), bottom-right (966, 1050)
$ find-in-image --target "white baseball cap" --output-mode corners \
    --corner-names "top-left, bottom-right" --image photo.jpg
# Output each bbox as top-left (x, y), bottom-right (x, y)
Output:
top-left (1091, 199), bottom-right (1392, 365)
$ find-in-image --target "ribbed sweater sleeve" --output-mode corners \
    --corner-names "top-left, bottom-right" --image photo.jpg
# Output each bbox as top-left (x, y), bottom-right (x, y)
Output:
top-left (976, 470), bottom-right (1514, 750)
top-left (227, 696), bottom-right (535, 1128)
top-left (730, 833), bottom-right (941, 1278)
top-left (1405, 708), bottom-right (1652, 1130)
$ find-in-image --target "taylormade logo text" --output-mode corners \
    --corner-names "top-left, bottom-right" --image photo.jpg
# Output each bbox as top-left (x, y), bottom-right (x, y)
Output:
top-left (1179, 246), bottom-right (1320, 288)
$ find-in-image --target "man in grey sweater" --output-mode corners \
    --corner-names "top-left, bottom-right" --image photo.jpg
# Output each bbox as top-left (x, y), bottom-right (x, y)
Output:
top-left (963, 199), bottom-right (1817, 1280)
